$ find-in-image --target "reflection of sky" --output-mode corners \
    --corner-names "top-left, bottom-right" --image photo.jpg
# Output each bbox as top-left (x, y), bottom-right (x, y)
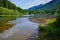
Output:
top-left (10, 0), bottom-right (52, 9)
top-left (0, 17), bottom-right (39, 39)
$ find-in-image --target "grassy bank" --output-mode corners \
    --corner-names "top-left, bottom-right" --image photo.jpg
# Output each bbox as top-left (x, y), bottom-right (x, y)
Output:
top-left (36, 19), bottom-right (60, 40)
top-left (37, 25), bottom-right (57, 40)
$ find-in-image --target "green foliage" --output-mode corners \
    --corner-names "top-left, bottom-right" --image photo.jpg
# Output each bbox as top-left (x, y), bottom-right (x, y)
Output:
top-left (39, 22), bottom-right (57, 40)
top-left (0, 0), bottom-right (17, 10)
top-left (39, 25), bottom-right (56, 33)
top-left (29, 10), bottom-right (45, 15)
top-left (29, 10), bottom-right (56, 15)
top-left (0, 0), bottom-right (29, 15)
top-left (0, 7), bottom-right (21, 19)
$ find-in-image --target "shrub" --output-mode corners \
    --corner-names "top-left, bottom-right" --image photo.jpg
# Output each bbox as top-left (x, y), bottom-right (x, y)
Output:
top-left (0, 7), bottom-right (21, 20)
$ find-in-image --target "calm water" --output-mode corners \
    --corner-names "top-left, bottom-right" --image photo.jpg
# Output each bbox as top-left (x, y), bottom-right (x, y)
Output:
top-left (0, 17), bottom-right (39, 40)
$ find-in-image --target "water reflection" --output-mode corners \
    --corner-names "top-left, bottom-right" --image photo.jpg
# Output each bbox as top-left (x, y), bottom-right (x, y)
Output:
top-left (0, 17), bottom-right (39, 40)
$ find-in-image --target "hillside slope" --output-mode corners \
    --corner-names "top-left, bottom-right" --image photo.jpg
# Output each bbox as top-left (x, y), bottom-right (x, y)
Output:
top-left (38, 0), bottom-right (60, 10)
top-left (28, 4), bottom-right (43, 10)
top-left (28, 0), bottom-right (60, 11)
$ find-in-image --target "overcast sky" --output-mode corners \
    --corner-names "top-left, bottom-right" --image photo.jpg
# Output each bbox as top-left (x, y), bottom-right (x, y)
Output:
top-left (10, 0), bottom-right (52, 9)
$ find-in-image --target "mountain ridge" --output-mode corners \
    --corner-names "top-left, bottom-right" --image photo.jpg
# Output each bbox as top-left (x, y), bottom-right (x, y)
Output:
top-left (28, 0), bottom-right (60, 10)
top-left (28, 4), bottom-right (43, 10)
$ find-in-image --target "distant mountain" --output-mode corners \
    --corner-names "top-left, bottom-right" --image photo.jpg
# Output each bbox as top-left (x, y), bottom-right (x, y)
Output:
top-left (28, 0), bottom-right (60, 11)
top-left (28, 4), bottom-right (43, 10)
top-left (38, 0), bottom-right (60, 10)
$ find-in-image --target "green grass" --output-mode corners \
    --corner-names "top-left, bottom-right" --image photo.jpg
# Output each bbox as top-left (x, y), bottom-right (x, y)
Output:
top-left (37, 20), bottom-right (57, 40)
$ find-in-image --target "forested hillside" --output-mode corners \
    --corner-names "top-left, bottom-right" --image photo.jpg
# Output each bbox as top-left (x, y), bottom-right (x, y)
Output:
top-left (38, 0), bottom-right (60, 11)
top-left (0, 0), bottom-right (28, 15)
top-left (28, 0), bottom-right (60, 16)
top-left (0, 0), bottom-right (17, 10)
top-left (0, 0), bottom-right (21, 19)
top-left (28, 0), bottom-right (60, 11)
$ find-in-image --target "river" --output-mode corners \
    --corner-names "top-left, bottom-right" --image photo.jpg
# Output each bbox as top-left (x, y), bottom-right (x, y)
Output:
top-left (0, 16), bottom-right (39, 40)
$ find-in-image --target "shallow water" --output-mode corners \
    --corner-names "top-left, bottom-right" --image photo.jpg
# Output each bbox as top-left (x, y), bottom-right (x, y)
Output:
top-left (0, 17), bottom-right (39, 40)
